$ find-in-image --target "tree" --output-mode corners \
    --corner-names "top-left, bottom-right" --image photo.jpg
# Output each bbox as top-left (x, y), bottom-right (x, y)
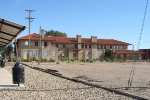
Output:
top-left (45, 30), bottom-right (67, 37)
top-left (104, 49), bottom-right (114, 61)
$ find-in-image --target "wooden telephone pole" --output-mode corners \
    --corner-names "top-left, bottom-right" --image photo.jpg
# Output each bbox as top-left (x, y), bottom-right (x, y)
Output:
top-left (25, 9), bottom-right (35, 60)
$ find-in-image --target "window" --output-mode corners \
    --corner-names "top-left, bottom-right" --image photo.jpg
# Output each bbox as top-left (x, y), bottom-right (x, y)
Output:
top-left (122, 46), bottom-right (126, 49)
top-left (56, 44), bottom-right (58, 48)
top-left (82, 44), bottom-right (84, 48)
top-left (29, 49), bottom-right (38, 57)
top-left (44, 42), bottom-right (48, 46)
top-left (104, 45), bottom-right (106, 49)
top-left (63, 44), bottom-right (66, 48)
top-left (52, 51), bottom-right (55, 57)
top-left (116, 46), bottom-right (118, 49)
top-left (42, 50), bottom-right (48, 57)
top-left (85, 45), bottom-right (87, 48)
top-left (75, 44), bottom-right (78, 48)
top-left (35, 41), bottom-right (38, 46)
top-left (89, 45), bottom-right (91, 48)
top-left (102, 45), bottom-right (105, 49)
top-left (110, 45), bottom-right (112, 49)
top-left (98, 45), bottom-right (102, 49)
top-left (101, 45), bottom-right (103, 49)
top-left (113, 45), bottom-right (115, 49)
top-left (24, 41), bottom-right (28, 46)
top-left (73, 52), bottom-right (77, 57)
top-left (120, 46), bottom-right (123, 49)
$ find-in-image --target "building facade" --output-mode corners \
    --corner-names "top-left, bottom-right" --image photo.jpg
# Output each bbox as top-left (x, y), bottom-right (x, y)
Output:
top-left (113, 50), bottom-right (143, 61)
top-left (139, 49), bottom-right (150, 60)
top-left (17, 33), bottom-right (141, 61)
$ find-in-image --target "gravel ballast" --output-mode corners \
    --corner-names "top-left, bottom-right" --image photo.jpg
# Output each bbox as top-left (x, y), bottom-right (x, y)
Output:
top-left (0, 64), bottom-right (133, 100)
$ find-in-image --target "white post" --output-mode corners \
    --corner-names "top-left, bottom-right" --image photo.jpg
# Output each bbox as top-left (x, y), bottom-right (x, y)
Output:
top-left (38, 26), bottom-right (42, 65)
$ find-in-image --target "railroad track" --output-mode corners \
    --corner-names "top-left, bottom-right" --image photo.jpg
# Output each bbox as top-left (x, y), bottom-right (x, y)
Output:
top-left (22, 63), bottom-right (148, 100)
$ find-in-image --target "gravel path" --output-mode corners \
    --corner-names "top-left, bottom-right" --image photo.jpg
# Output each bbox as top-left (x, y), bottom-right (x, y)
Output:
top-left (24, 62), bottom-right (150, 99)
top-left (0, 64), bottom-right (133, 100)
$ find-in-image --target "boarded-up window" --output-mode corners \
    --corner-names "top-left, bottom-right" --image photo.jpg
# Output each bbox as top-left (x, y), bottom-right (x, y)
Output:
top-left (52, 51), bottom-right (55, 57)
top-left (29, 49), bottom-right (38, 57)
top-left (24, 41), bottom-right (28, 46)
top-left (42, 50), bottom-right (48, 57)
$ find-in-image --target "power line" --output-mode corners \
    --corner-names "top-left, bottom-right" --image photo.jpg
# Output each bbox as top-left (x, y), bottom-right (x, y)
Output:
top-left (137, 0), bottom-right (149, 50)
top-left (128, 0), bottom-right (149, 88)
top-left (25, 9), bottom-right (35, 60)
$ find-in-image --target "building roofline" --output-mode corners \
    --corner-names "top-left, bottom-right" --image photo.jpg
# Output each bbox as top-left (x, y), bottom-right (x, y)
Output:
top-left (18, 33), bottom-right (130, 45)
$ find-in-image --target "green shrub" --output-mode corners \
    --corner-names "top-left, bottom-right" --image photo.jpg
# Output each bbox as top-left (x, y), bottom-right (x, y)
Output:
top-left (49, 59), bottom-right (55, 62)
top-left (58, 56), bottom-right (69, 62)
top-left (56, 61), bottom-right (60, 64)
top-left (86, 58), bottom-right (93, 63)
top-left (41, 58), bottom-right (48, 62)
top-left (70, 58), bottom-right (76, 62)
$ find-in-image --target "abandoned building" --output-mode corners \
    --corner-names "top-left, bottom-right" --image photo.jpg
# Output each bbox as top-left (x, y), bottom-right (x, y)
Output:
top-left (139, 49), bottom-right (150, 60)
top-left (17, 33), bottom-right (143, 61)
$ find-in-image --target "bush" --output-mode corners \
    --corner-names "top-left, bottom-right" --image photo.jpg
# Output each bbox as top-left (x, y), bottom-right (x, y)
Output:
top-left (70, 58), bottom-right (77, 62)
top-left (56, 61), bottom-right (60, 64)
top-left (58, 56), bottom-right (69, 62)
top-left (105, 49), bottom-right (114, 60)
top-left (49, 59), bottom-right (55, 62)
top-left (86, 58), bottom-right (93, 63)
top-left (99, 57), bottom-right (104, 62)
top-left (23, 58), bottom-right (28, 62)
top-left (41, 58), bottom-right (48, 62)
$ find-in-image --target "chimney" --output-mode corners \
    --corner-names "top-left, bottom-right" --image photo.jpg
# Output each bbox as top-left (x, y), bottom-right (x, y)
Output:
top-left (91, 36), bottom-right (97, 43)
top-left (76, 35), bottom-right (81, 43)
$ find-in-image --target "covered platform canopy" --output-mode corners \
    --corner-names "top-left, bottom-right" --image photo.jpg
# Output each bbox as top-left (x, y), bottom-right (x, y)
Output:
top-left (0, 18), bottom-right (25, 47)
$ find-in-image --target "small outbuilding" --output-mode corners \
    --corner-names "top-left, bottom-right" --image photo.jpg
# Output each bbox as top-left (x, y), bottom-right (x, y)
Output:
top-left (113, 50), bottom-right (144, 61)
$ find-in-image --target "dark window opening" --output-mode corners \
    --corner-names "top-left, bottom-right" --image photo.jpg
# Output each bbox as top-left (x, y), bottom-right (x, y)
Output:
top-left (110, 45), bottom-right (112, 49)
top-left (75, 44), bottom-right (78, 48)
top-left (82, 44), bottom-right (84, 48)
top-left (44, 42), bottom-right (48, 46)
top-left (63, 44), bottom-right (66, 48)
top-left (85, 45), bottom-right (87, 48)
top-left (56, 44), bottom-right (58, 48)
top-left (89, 45), bottom-right (91, 48)
top-left (73, 52), bottom-right (77, 57)
top-left (35, 41), bottom-right (38, 46)
top-left (101, 45), bottom-right (103, 49)
top-left (104, 45), bottom-right (106, 49)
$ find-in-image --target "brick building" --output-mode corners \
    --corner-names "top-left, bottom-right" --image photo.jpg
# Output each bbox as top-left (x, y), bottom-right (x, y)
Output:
top-left (113, 50), bottom-right (143, 61)
top-left (17, 33), bottom-right (142, 61)
top-left (139, 49), bottom-right (150, 60)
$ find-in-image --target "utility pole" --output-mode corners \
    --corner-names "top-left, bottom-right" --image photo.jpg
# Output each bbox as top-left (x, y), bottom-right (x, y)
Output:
top-left (38, 26), bottom-right (42, 65)
top-left (25, 9), bottom-right (35, 61)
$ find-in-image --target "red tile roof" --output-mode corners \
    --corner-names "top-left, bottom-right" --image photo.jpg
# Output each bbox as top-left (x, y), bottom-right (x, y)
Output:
top-left (97, 39), bottom-right (130, 45)
top-left (18, 33), bottom-right (40, 40)
top-left (113, 50), bottom-right (144, 54)
top-left (18, 33), bottom-right (130, 45)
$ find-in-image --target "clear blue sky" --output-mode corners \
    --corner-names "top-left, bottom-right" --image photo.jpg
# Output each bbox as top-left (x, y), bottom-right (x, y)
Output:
top-left (0, 0), bottom-right (150, 49)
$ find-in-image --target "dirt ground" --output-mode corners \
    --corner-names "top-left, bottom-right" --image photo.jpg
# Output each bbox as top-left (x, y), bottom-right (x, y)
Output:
top-left (29, 61), bottom-right (150, 88)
